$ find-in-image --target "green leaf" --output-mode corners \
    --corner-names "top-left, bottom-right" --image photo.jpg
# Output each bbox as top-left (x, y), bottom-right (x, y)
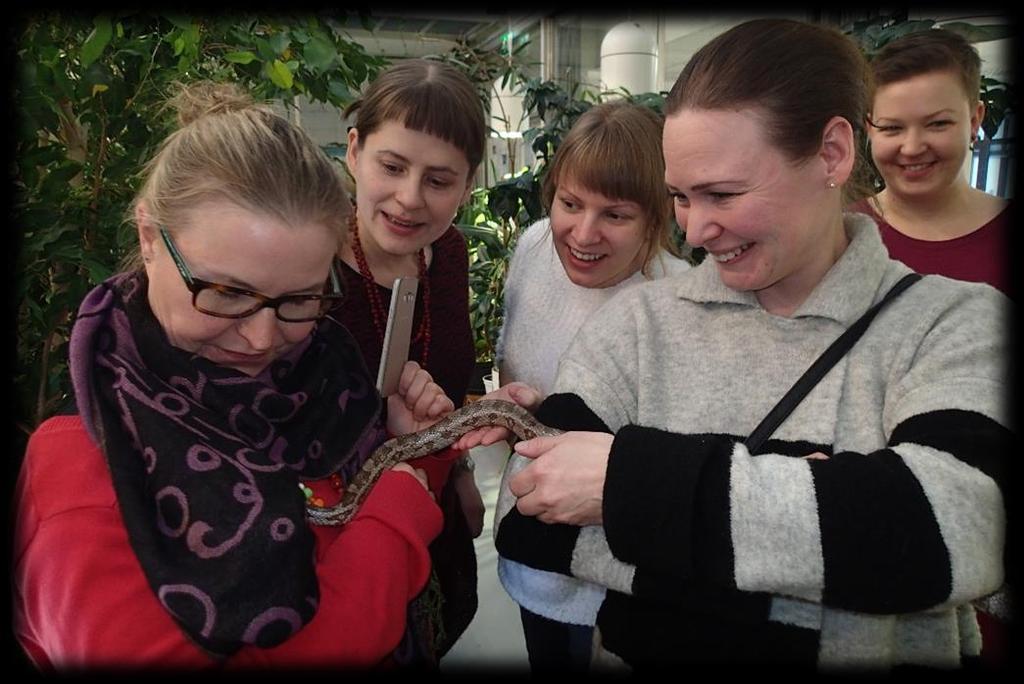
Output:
top-left (303, 35), bottom-right (335, 73)
top-left (349, 55), bottom-right (368, 85)
top-left (81, 257), bottom-right (113, 284)
top-left (81, 16), bottom-right (113, 69)
top-left (457, 224), bottom-right (504, 252)
top-left (269, 31), bottom-right (291, 55)
top-left (268, 59), bottom-right (294, 89)
top-left (225, 50), bottom-right (257, 64)
top-left (164, 14), bottom-right (194, 31)
top-left (327, 78), bottom-right (352, 103)
top-left (34, 220), bottom-right (80, 250)
top-left (80, 62), bottom-right (112, 100)
top-left (254, 37), bottom-right (275, 61)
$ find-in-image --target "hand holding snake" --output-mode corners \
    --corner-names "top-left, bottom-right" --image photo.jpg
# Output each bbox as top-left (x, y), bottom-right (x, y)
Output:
top-left (308, 397), bottom-right (555, 526)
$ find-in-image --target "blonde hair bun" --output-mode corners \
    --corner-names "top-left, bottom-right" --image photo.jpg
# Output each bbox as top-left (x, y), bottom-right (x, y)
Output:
top-left (126, 79), bottom-right (350, 272)
top-left (168, 81), bottom-right (257, 127)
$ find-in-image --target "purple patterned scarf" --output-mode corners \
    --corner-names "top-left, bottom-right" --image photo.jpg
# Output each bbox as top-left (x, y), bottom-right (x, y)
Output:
top-left (70, 272), bottom-right (386, 657)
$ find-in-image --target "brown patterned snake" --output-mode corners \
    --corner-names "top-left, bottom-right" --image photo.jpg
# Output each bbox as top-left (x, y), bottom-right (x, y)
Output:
top-left (306, 399), bottom-right (560, 526)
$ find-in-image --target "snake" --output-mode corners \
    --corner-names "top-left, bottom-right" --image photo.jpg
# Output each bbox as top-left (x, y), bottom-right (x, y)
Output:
top-left (306, 399), bottom-right (561, 526)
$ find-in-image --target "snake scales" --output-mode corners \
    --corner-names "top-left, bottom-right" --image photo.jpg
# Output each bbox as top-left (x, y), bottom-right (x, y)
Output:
top-left (306, 399), bottom-right (560, 526)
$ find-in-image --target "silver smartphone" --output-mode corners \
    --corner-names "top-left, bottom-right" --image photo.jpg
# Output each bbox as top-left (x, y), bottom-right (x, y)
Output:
top-left (376, 276), bottom-right (419, 397)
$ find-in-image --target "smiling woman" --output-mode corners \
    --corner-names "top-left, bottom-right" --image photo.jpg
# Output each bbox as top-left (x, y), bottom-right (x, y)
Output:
top-left (137, 206), bottom-right (341, 376)
top-left (663, 106), bottom-right (852, 316)
top-left (335, 60), bottom-right (483, 407)
top-left (492, 19), bottom-right (1010, 671)
top-left (549, 181), bottom-right (648, 288)
top-left (852, 29), bottom-right (1011, 296)
top-left (853, 27), bottom-right (1014, 667)
top-left (329, 59), bottom-right (489, 662)
top-left (494, 100), bottom-right (689, 672)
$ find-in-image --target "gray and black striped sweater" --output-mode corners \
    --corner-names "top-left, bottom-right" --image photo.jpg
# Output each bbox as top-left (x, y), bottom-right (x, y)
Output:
top-left (494, 214), bottom-right (1011, 670)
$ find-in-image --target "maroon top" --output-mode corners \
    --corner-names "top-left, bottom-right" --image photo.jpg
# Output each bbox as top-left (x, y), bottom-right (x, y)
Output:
top-left (329, 223), bottom-right (480, 658)
top-left (850, 200), bottom-right (1012, 297)
top-left (331, 225), bottom-right (476, 408)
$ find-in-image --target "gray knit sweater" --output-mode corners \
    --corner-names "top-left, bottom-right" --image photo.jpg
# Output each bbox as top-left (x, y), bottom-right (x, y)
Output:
top-left (494, 213), bottom-right (1011, 669)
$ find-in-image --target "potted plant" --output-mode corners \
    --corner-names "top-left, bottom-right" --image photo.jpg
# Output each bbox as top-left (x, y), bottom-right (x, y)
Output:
top-left (456, 181), bottom-right (532, 395)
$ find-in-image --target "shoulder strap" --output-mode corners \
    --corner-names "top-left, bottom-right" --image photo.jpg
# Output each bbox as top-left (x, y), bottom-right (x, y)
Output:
top-left (745, 272), bottom-right (923, 454)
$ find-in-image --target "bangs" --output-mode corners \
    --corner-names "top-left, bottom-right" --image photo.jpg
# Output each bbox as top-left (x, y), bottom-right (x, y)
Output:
top-left (557, 132), bottom-right (658, 208)
top-left (380, 87), bottom-right (484, 171)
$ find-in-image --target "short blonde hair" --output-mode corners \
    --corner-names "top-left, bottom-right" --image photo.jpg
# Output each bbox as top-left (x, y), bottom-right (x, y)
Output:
top-left (542, 101), bottom-right (678, 274)
top-left (127, 81), bottom-right (350, 270)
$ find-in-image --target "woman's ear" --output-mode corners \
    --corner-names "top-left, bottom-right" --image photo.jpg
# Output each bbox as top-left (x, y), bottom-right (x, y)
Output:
top-left (970, 99), bottom-right (986, 143)
top-left (135, 201), bottom-right (159, 264)
top-left (345, 127), bottom-right (360, 170)
top-left (820, 116), bottom-right (855, 186)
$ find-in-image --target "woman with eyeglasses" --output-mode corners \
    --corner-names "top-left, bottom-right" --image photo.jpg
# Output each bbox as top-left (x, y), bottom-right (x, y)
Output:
top-left (12, 82), bottom-right (462, 670)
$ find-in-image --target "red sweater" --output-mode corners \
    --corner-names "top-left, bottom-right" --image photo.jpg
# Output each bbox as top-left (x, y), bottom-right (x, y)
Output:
top-left (849, 201), bottom-right (1012, 297)
top-left (13, 415), bottom-right (455, 671)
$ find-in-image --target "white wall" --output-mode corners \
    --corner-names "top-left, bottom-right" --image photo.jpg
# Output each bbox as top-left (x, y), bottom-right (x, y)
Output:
top-left (924, 12), bottom-right (1014, 82)
top-left (657, 11), bottom-right (805, 91)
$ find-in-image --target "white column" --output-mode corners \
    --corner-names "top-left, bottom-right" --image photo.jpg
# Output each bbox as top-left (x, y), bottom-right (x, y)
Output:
top-left (600, 21), bottom-right (657, 96)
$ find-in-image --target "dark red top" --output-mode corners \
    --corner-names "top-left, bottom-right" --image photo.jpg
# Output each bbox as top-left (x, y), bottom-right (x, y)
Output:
top-left (331, 224), bottom-right (479, 659)
top-left (850, 201), bottom-right (1012, 297)
top-left (332, 225), bottom-right (476, 408)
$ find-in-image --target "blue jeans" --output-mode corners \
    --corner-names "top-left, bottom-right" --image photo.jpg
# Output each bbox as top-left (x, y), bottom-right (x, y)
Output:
top-left (519, 606), bottom-right (592, 672)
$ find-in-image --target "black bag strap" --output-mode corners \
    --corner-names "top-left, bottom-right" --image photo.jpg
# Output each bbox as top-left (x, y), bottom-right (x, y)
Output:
top-left (745, 272), bottom-right (923, 454)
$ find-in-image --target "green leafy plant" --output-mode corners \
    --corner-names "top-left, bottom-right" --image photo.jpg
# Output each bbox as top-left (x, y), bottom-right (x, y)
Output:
top-left (456, 189), bottom-right (522, 363)
top-left (14, 13), bottom-right (387, 448)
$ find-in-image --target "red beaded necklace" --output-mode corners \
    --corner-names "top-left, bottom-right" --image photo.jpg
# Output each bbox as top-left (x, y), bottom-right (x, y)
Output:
top-left (348, 212), bottom-right (431, 368)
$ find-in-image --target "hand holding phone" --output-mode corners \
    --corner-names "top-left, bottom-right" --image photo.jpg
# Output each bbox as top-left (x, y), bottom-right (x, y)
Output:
top-left (376, 277), bottom-right (419, 397)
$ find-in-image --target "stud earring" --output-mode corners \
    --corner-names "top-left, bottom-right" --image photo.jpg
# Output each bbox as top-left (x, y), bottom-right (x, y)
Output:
top-left (827, 179), bottom-right (837, 189)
